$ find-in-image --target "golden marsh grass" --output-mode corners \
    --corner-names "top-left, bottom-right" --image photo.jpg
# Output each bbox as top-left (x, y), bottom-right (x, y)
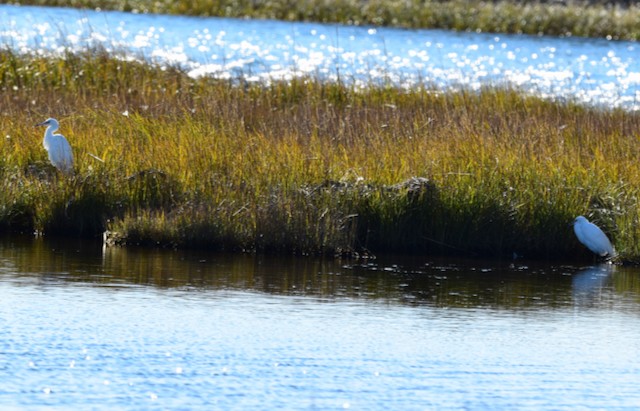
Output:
top-left (1, 49), bottom-right (640, 260)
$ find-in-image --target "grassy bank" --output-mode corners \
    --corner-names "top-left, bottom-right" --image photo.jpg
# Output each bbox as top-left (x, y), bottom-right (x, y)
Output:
top-left (12, 0), bottom-right (640, 40)
top-left (1, 49), bottom-right (640, 260)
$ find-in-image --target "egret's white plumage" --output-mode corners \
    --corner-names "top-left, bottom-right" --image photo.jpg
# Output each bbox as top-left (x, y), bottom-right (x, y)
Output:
top-left (572, 215), bottom-right (615, 258)
top-left (36, 118), bottom-right (74, 174)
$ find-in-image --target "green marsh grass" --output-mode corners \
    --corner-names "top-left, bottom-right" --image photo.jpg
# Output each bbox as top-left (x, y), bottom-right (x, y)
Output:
top-left (2, 49), bottom-right (640, 260)
top-left (14, 0), bottom-right (640, 40)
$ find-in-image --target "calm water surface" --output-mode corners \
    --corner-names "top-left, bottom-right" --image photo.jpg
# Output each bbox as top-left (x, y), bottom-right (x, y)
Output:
top-left (1, 4), bottom-right (639, 109)
top-left (1, 237), bottom-right (639, 410)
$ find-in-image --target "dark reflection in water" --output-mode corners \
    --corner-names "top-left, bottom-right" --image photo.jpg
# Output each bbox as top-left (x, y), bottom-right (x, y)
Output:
top-left (1, 235), bottom-right (639, 311)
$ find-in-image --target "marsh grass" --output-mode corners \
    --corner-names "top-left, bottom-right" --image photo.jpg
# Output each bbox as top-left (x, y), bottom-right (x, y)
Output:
top-left (14, 0), bottom-right (640, 40)
top-left (2, 49), bottom-right (640, 260)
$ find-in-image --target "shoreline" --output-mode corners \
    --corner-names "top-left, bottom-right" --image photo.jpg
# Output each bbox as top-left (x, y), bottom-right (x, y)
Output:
top-left (11, 0), bottom-right (640, 40)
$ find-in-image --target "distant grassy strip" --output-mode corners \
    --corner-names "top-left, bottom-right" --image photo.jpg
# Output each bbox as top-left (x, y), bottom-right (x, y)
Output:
top-left (11, 0), bottom-right (640, 40)
top-left (2, 49), bottom-right (640, 260)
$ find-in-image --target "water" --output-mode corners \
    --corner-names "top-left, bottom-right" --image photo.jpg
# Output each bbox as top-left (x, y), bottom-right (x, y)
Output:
top-left (1, 237), bottom-right (639, 410)
top-left (1, 4), bottom-right (639, 109)
top-left (2, 7), bottom-right (640, 407)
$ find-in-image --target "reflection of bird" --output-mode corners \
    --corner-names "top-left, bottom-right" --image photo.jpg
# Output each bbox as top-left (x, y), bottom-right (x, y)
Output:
top-left (572, 216), bottom-right (615, 258)
top-left (572, 264), bottom-right (613, 304)
top-left (36, 118), bottom-right (74, 174)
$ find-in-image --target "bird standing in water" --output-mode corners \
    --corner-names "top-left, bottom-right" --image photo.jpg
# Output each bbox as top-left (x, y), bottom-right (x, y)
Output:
top-left (36, 118), bottom-right (74, 175)
top-left (572, 215), bottom-right (616, 259)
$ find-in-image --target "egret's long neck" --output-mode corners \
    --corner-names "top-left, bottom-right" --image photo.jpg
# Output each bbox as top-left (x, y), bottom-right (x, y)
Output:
top-left (44, 125), bottom-right (57, 139)
top-left (43, 125), bottom-right (56, 148)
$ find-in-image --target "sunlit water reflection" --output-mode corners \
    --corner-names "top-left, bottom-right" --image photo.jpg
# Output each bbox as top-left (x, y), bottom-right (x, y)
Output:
top-left (1, 237), bottom-right (639, 410)
top-left (1, 4), bottom-right (639, 109)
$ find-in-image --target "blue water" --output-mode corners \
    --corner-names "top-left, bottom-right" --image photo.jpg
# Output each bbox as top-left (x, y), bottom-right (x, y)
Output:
top-left (1, 238), bottom-right (639, 410)
top-left (1, 4), bottom-right (639, 109)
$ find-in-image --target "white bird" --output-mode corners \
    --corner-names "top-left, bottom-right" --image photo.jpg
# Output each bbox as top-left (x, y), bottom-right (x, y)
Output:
top-left (36, 117), bottom-right (74, 175)
top-left (572, 215), bottom-right (615, 258)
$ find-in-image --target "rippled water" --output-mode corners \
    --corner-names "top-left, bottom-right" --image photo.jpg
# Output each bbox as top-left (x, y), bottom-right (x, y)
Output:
top-left (1, 4), bottom-right (639, 109)
top-left (1, 237), bottom-right (639, 410)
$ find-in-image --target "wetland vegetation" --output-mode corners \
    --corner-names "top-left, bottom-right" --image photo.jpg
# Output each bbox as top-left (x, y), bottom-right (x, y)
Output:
top-left (1, 49), bottom-right (639, 260)
top-left (12, 0), bottom-right (640, 40)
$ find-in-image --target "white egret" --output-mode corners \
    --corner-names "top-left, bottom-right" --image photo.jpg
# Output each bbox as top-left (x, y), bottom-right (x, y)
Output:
top-left (36, 117), bottom-right (74, 175)
top-left (572, 215), bottom-right (615, 258)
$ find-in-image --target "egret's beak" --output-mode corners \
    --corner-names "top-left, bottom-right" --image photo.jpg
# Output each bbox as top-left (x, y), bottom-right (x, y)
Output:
top-left (35, 121), bottom-right (46, 127)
